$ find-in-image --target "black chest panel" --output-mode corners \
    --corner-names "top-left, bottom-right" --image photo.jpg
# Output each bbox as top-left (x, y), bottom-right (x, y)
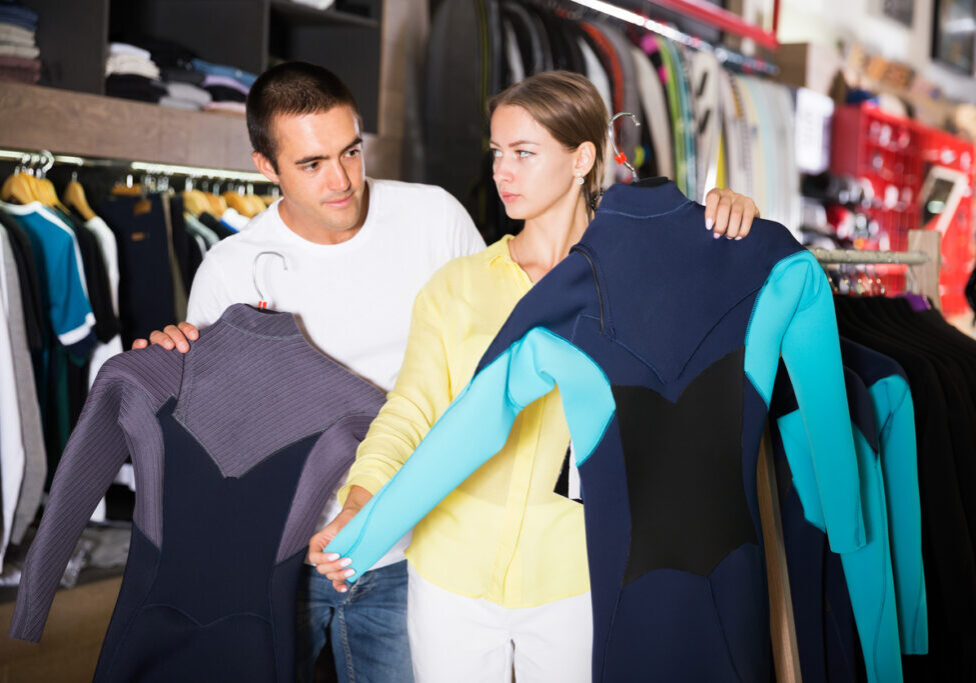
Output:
top-left (614, 348), bottom-right (757, 584)
top-left (97, 398), bottom-right (317, 682)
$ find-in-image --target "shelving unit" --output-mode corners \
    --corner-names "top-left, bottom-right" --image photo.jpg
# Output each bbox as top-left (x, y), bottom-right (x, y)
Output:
top-left (0, 81), bottom-right (390, 174)
top-left (7, 0), bottom-right (421, 179)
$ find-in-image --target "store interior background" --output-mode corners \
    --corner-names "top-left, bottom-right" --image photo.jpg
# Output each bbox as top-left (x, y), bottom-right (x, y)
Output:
top-left (1, 0), bottom-right (976, 681)
top-left (779, 0), bottom-right (975, 102)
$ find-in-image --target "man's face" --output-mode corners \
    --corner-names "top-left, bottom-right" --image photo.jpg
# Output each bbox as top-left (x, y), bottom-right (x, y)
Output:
top-left (253, 106), bottom-right (367, 241)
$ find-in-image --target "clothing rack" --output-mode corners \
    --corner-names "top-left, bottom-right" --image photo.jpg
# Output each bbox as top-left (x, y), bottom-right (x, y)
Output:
top-left (562, 0), bottom-right (780, 74)
top-left (809, 229), bottom-right (942, 311)
top-left (0, 147), bottom-right (271, 184)
top-left (759, 228), bottom-right (943, 683)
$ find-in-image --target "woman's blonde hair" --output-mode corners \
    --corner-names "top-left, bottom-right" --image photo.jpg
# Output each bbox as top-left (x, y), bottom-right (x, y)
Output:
top-left (488, 70), bottom-right (608, 212)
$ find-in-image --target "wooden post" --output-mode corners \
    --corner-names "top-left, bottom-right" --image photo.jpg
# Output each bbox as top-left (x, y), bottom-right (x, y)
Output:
top-left (906, 229), bottom-right (942, 311)
top-left (757, 424), bottom-right (802, 683)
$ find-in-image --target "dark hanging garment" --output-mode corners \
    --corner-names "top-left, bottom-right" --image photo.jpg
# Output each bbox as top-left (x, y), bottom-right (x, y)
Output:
top-left (327, 181), bottom-right (867, 682)
top-left (97, 194), bottom-right (177, 347)
top-left (536, 11), bottom-right (575, 72)
top-left (424, 0), bottom-right (494, 233)
top-left (56, 208), bottom-right (120, 344)
top-left (770, 363), bottom-right (859, 683)
top-left (166, 193), bottom-right (196, 291)
top-left (197, 211), bottom-right (236, 241)
top-left (834, 296), bottom-right (976, 681)
top-left (522, 4), bottom-right (554, 73)
top-left (0, 211), bottom-right (45, 351)
top-left (9, 305), bottom-right (384, 682)
top-left (772, 355), bottom-right (917, 682)
top-left (500, 1), bottom-right (545, 76)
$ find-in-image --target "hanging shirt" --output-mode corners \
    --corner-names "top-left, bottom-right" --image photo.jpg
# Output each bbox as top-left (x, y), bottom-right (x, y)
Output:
top-left (184, 212), bottom-right (220, 248)
top-left (8, 304), bottom-right (384, 682)
top-left (0, 228), bottom-right (26, 570)
top-left (0, 226), bottom-right (45, 546)
top-left (328, 180), bottom-right (865, 682)
top-left (55, 208), bottom-right (119, 344)
top-left (774, 365), bottom-right (904, 683)
top-left (0, 200), bottom-right (95, 356)
top-left (341, 235), bottom-right (587, 608)
top-left (97, 194), bottom-right (177, 347)
top-left (841, 338), bottom-right (928, 655)
top-left (84, 214), bottom-right (124, 385)
top-left (0, 211), bottom-right (44, 350)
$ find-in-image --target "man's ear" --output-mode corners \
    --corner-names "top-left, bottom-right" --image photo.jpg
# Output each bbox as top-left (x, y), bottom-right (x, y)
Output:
top-left (252, 151), bottom-right (281, 184)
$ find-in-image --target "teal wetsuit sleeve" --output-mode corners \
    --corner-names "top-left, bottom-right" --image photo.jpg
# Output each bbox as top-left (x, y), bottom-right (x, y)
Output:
top-left (843, 424), bottom-right (904, 683)
top-left (778, 407), bottom-right (904, 683)
top-left (325, 327), bottom-right (615, 578)
top-left (775, 410), bottom-right (825, 529)
top-left (871, 376), bottom-right (928, 654)
top-left (745, 251), bottom-right (864, 553)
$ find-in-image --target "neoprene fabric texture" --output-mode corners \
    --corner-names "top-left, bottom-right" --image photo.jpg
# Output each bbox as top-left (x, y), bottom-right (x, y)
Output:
top-left (327, 180), bottom-right (864, 681)
top-left (834, 296), bottom-right (976, 680)
top-left (9, 304), bottom-right (383, 682)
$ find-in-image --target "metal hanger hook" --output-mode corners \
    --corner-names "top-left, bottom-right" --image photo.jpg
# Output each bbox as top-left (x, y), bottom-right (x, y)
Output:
top-left (252, 251), bottom-right (289, 307)
top-left (40, 150), bottom-right (54, 176)
top-left (608, 112), bottom-right (641, 182)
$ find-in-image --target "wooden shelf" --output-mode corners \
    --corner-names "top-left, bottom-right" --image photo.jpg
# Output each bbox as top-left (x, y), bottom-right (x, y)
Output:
top-left (0, 82), bottom-right (393, 176)
top-left (0, 82), bottom-right (255, 171)
top-left (269, 0), bottom-right (379, 28)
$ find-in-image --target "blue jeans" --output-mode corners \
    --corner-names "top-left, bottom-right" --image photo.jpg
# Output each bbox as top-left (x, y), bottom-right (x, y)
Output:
top-left (296, 560), bottom-right (414, 683)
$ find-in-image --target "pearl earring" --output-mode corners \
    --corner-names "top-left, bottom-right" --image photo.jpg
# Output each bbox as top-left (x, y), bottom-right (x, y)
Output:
top-left (575, 175), bottom-right (584, 185)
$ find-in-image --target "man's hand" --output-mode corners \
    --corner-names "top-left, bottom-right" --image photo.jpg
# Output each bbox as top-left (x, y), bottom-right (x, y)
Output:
top-left (130, 322), bottom-right (200, 352)
top-left (307, 485), bottom-right (373, 593)
top-left (704, 188), bottom-right (760, 240)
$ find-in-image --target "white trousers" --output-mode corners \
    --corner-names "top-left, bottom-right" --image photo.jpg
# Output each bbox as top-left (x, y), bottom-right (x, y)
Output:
top-left (407, 565), bottom-right (593, 683)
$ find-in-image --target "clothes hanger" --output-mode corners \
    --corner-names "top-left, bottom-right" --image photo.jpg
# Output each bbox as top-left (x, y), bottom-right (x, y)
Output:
top-left (64, 170), bottom-right (97, 221)
top-left (608, 112), bottom-right (668, 188)
top-left (111, 173), bottom-right (144, 196)
top-left (1, 153), bottom-right (39, 204)
top-left (867, 263), bottom-right (885, 296)
top-left (203, 179), bottom-right (228, 215)
top-left (180, 177), bottom-right (212, 217)
top-left (826, 267), bottom-right (840, 295)
top-left (222, 188), bottom-right (256, 218)
top-left (244, 183), bottom-right (266, 215)
top-left (252, 250), bottom-right (289, 310)
top-left (34, 151), bottom-right (70, 213)
top-left (259, 185), bottom-right (280, 207)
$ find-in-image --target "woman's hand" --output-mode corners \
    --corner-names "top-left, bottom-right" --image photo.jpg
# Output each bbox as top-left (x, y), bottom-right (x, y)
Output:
top-left (307, 485), bottom-right (373, 592)
top-left (703, 188), bottom-right (760, 240)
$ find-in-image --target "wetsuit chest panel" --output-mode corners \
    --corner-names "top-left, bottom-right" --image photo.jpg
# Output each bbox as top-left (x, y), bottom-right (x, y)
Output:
top-left (614, 347), bottom-right (755, 583)
top-left (102, 398), bottom-right (319, 682)
top-left (151, 398), bottom-right (316, 622)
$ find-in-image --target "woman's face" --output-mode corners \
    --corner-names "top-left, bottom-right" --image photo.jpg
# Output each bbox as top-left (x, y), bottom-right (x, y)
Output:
top-left (489, 104), bottom-right (581, 221)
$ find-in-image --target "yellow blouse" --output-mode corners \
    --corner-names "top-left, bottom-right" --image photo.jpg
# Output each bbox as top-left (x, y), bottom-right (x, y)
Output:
top-left (340, 235), bottom-right (589, 608)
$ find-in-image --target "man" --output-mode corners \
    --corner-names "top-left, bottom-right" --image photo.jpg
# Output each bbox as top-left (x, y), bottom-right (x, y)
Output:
top-left (139, 61), bottom-right (758, 681)
top-left (137, 61), bottom-right (485, 683)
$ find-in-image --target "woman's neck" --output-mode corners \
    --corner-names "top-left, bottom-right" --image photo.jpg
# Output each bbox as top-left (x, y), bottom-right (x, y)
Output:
top-left (510, 194), bottom-right (590, 283)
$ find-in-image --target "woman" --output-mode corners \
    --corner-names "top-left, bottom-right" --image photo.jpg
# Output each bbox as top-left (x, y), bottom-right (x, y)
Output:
top-left (309, 71), bottom-right (760, 682)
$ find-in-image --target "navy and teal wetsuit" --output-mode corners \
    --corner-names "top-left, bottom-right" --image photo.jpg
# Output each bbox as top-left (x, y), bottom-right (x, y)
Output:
top-left (328, 180), bottom-right (866, 681)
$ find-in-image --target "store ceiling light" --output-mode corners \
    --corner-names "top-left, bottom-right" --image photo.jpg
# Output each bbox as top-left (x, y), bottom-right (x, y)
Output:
top-left (568, 0), bottom-right (698, 47)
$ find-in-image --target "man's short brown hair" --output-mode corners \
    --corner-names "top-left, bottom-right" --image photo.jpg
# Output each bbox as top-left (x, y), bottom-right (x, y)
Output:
top-left (246, 62), bottom-right (360, 170)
